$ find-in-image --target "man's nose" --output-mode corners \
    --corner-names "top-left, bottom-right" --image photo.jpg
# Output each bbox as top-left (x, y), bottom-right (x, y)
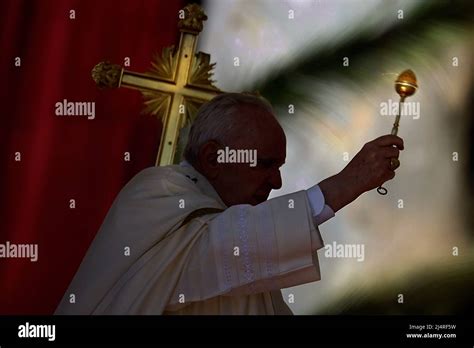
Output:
top-left (268, 169), bottom-right (282, 190)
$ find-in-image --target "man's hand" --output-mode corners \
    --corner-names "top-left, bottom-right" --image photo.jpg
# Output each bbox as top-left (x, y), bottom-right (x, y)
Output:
top-left (341, 134), bottom-right (404, 194)
top-left (318, 135), bottom-right (404, 212)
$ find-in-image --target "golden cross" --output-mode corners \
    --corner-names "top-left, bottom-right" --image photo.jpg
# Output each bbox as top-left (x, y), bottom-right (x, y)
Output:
top-left (91, 4), bottom-right (222, 166)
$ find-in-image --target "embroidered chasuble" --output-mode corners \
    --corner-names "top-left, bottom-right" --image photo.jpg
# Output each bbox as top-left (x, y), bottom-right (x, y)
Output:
top-left (55, 161), bottom-right (325, 315)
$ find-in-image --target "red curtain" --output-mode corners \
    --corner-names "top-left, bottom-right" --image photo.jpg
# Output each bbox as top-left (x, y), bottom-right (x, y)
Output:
top-left (0, 0), bottom-right (183, 314)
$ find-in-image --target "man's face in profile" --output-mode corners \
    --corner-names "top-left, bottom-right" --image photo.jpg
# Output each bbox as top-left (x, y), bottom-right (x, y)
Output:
top-left (197, 105), bottom-right (287, 207)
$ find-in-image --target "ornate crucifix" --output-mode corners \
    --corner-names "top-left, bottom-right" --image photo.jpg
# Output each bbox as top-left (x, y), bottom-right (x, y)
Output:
top-left (91, 4), bottom-right (222, 166)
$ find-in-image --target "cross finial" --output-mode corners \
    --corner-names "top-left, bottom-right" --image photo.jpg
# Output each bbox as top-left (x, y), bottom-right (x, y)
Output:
top-left (178, 4), bottom-right (208, 34)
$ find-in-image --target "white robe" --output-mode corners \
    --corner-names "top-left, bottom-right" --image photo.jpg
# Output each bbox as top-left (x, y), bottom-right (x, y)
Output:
top-left (55, 162), bottom-right (325, 315)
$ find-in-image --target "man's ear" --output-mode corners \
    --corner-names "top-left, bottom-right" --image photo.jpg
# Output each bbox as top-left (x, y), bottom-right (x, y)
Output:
top-left (197, 140), bottom-right (221, 179)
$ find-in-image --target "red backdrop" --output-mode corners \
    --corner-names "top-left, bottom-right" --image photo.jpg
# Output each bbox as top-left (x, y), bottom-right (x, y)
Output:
top-left (0, 0), bottom-right (183, 314)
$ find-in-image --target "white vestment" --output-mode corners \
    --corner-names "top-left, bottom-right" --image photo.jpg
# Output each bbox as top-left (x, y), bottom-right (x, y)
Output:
top-left (55, 162), bottom-right (327, 315)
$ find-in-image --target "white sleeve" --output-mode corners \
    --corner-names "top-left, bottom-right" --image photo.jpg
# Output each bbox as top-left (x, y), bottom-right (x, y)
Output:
top-left (306, 184), bottom-right (335, 225)
top-left (167, 190), bottom-right (324, 307)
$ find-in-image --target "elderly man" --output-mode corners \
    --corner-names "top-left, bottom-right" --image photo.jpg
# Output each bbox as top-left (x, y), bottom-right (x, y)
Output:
top-left (56, 93), bottom-right (403, 315)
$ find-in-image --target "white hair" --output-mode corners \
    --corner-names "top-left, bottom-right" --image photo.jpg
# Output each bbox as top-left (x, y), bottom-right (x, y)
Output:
top-left (184, 93), bottom-right (274, 165)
